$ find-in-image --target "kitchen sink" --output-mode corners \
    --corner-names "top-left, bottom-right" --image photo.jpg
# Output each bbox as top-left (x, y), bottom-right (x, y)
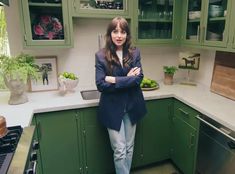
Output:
top-left (80, 90), bottom-right (101, 100)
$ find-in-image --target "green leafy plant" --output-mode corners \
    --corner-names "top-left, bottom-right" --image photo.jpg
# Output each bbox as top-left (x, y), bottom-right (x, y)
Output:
top-left (163, 66), bottom-right (178, 75)
top-left (0, 53), bottom-right (39, 83)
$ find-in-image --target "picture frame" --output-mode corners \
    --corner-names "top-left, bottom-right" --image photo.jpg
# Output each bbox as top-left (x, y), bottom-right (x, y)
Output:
top-left (29, 56), bottom-right (58, 92)
top-left (178, 52), bottom-right (200, 70)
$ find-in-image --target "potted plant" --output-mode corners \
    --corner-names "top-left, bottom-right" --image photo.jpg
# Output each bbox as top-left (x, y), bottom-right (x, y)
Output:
top-left (163, 66), bottom-right (178, 85)
top-left (0, 53), bottom-right (39, 105)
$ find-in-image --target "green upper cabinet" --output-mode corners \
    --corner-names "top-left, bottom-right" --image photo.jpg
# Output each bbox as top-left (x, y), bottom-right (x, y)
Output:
top-left (181, 0), bottom-right (231, 48)
top-left (230, 1), bottom-right (235, 49)
top-left (132, 0), bottom-right (180, 45)
top-left (72, 0), bottom-right (130, 18)
top-left (19, 0), bottom-right (73, 48)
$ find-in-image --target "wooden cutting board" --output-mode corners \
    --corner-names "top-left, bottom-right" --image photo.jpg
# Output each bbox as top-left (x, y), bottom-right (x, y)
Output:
top-left (211, 61), bottom-right (235, 101)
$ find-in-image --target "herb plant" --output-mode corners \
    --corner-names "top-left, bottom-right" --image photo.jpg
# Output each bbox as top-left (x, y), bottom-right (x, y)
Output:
top-left (0, 53), bottom-right (39, 83)
top-left (163, 66), bottom-right (178, 75)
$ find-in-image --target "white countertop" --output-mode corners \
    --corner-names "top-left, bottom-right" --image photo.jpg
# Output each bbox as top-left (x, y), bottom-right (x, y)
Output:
top-left (0, 83), bottom-right (235, 132)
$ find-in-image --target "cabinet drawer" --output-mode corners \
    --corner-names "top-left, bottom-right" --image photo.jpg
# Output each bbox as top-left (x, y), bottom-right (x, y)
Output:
top-left (174, 100), bottom-right (199, 128)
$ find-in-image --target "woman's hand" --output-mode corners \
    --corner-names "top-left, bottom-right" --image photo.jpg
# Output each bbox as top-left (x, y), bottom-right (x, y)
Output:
top-left (127, 67), bottom-right (140, 77)
top-left (105, 76), bottom-right (116, 84)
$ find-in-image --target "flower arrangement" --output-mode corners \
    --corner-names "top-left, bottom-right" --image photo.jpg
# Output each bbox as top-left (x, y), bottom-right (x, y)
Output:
top-left (33, 15), bottom-right (63, 40)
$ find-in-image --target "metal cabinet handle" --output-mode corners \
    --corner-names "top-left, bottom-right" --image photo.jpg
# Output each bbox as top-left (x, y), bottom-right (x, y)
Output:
top-left (197, 25), bottom-right (200, 41)
top-left (178, 108), bottom-right (189, 117)
top-left (196, 115), bottom-right (235, 142)
top-left (202, 26), bottom-right (206, 42)
top-left (37, 121), bottom-right (42, 141)
top-left (189, 133), bottom-right (195, 149)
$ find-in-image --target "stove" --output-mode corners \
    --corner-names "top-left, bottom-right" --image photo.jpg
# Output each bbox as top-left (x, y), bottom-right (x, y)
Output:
top-left (0, 126), bottom-right (23, 174)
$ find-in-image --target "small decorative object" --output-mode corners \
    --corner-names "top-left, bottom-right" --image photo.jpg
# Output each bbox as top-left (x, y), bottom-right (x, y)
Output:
top-left (140, 77), bottom-right (159, 90)
top-left (0, 116), bottom-right (8, 138)
top-left (33, 15), bottom-right (63, 40)
top-left (29, 56), bottom-right (58, 92)
top-left (58, 72), bottom-right (79, 94)
top-left (163, 66), bottom-right (178, 85)
top-left (178, 52), bottom-right (200, 86)
top-left (0, 53), bottom-right (39, 105)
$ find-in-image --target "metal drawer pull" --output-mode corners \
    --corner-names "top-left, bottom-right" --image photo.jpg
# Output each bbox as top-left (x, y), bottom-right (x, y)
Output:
top-left (189, 133), bottom-right (195, 148)
top-left (196, 115), bottom-right (235, 142)
top-left (178, 108), bottom-right (189, 117)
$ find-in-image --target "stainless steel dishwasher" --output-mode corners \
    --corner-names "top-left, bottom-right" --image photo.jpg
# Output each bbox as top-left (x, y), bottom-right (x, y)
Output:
top-left (196, 115), bottom-right (235, 174)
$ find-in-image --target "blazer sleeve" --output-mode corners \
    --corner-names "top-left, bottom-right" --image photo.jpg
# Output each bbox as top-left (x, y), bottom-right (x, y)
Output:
top-left (95, 52), bottom-right (117, 92)
top-left (115, 48), bottom-right (144, 89)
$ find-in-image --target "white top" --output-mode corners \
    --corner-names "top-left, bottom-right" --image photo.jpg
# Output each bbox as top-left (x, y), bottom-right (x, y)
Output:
top-left (116, 50), bottom-right (123, 67)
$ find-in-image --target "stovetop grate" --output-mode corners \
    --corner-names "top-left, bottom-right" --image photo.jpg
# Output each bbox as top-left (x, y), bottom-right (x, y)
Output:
top-left (0, 126), bottom-right (22, 174)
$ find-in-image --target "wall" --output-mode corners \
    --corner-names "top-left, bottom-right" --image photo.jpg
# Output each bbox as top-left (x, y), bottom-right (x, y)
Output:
top-left (4, 1), bottom-right (215, 89)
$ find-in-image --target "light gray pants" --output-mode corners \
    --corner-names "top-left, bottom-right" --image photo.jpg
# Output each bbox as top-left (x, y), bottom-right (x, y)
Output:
top-left (107, 114), bottom-right (136, 174)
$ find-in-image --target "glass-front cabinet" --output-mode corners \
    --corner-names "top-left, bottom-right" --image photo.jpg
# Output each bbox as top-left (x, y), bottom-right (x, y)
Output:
top-left (133, 0), bottom-right (179, 45)
top-left (72, 0), bottom-right (130, 18)
top-left (19, 0), bottom-right (73, 47)
top-left (182, 0), bottom-right (231, 47)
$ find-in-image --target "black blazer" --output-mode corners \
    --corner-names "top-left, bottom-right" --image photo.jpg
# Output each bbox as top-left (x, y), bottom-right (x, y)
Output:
top-left (95, 48), bottom-right (147, 131)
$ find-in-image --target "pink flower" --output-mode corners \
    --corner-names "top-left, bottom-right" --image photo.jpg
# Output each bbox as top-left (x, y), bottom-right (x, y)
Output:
top-left (33, 15), bottom-right (63, 39)
top-left (47, 32), bottom-right (55, 40)
top-left (53, 20), bottom-right (62, 31)
top-left (41, 16), bottom-right (51, 25)
top-left (34, 24), bottom-right (44, 35)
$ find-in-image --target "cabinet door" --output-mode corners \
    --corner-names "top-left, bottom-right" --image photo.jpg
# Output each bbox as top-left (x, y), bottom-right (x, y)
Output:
top-left (20, 0), bottom-right (72, 47)
top-left (80, 107), bottom-right (115, 174)
top-left (132, 121), bottom-right (143, 168)
top-left (171, 116), bottom-right (197, 174)
top-left (181, 0), bottom-right (203, 45)
top-left (141, 99), bottom-right (172, 165)
top-left (34, 110), bottom-right (81, 174)
top-left (133, 0), bottom-right (179, 45)
top-left (233, 30), bottom-right (235, 49)
top-left (182, 0), bottom-right (231, 48)
top-left (203, 0), bottom-right (231, 47)
top-left (31, 117), bottom-right (43, 174)
top-left (72, 0), bottom-right (129, 18)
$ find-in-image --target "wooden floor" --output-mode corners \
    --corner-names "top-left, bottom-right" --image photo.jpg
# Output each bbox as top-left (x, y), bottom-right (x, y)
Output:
top-left (131, 161), bottom-right (181, 174)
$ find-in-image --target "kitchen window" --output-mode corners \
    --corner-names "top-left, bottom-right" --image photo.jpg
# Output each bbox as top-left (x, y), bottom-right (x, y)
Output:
top-left (0, 6), bottom-right (10, 89)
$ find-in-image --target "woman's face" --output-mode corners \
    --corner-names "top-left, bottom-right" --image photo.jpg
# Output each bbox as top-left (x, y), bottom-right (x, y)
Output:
top-left (111, 23), bottom-right (127, 50)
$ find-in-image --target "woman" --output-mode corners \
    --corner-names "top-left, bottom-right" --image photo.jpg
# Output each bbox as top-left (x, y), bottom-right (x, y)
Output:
top-left (95, 16), bottom-right (146, 174)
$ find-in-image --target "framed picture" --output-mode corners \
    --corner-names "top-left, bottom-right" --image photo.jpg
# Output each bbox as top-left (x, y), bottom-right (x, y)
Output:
top-left (178, 52), bottom-right (200, 70)
top-left (29, 56), bottom-right (58, 92)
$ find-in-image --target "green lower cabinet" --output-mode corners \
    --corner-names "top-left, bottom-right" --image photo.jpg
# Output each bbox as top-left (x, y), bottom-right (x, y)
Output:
top-left (132, 122), bottom-right (143, 168)
top-left (171, 116), bottom-right (197, 174)
top-left (31, 98), bottom-right (201, 174)
top-left (142, 99), bottom-right (172, 165)
top-left (31, 117), bottom-right (43, 174)
top-left (79, 107), bottom-right (115, 174)
top-left (33, 110), bottom-right (81, 174)
top-left (133, 99), bottom-right (172, 168)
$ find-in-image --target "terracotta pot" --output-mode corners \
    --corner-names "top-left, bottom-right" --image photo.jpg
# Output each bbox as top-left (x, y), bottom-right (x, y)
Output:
top-left (164, 73), bottom-right (174, 85)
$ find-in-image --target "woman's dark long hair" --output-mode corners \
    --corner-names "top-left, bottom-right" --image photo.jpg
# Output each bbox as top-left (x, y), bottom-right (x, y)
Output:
top-left (104, 17), bottom-right (133, 74)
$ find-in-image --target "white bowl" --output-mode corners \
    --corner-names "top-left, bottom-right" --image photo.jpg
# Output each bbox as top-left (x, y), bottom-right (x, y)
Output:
top-left (188, 11), bottom-right (201, 20)
top-left (58, 78), bottom-right (79, 93)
